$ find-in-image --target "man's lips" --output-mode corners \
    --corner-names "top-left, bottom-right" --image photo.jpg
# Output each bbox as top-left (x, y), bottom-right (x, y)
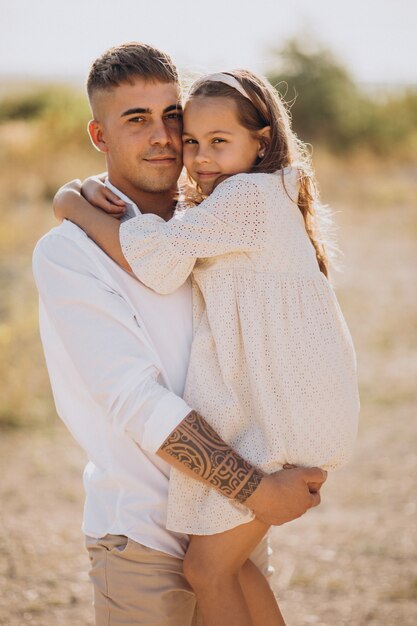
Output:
top-left (144, 155), bottom-right (177, 164)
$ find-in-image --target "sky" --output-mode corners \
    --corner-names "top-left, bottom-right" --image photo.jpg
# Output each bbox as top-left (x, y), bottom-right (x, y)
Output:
top-left (1, 0), bottom-right (416, 87)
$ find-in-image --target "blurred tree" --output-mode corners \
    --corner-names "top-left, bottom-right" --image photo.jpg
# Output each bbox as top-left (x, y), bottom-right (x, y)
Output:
top-left (0, 85), bottom-right (91, 149)
top-left (267, 38), bottom-right (417, 156)
top-left (363, 89), bottom-right (417, 156)
top-left (267, 39), bottom-right (367, 151)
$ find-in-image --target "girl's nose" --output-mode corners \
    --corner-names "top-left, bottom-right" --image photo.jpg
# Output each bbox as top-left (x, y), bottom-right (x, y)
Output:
top-left (194, 149), bottom-right (210, 164)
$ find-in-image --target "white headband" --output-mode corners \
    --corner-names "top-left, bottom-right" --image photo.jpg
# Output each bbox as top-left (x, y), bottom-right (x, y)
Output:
top-left (191, 72), bottom-right (268, 120)
top-left (192, 72), bottom-right (252, 100)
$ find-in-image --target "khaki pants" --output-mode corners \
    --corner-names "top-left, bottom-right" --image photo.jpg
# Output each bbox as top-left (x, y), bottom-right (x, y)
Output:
top-left (85, 533), bottom-right (272, 626)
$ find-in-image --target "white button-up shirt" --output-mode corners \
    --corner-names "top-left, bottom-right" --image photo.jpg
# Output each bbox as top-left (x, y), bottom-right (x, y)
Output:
top-left (32, 183), bottom-right (194, 557)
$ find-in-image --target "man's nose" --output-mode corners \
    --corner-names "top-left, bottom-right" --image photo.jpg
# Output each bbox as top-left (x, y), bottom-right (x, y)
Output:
top-left (149, 119), bottom-right (171, 147)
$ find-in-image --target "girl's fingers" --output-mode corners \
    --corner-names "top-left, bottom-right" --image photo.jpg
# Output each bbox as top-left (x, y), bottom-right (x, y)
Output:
top-left (100, 201), bottom-right (124, 214)
top-left (104, 202), bottom-right (126, 214)
top-left (95, 192), bottom-right (126, 214)
top-left (105, 190), bottom-right (126, 206)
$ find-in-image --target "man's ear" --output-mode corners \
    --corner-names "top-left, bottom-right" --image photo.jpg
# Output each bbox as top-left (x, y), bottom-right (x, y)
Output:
top-left (257, 126), bottom-right (271, 158)
top-left (88, 119), bottom-right (108, 153)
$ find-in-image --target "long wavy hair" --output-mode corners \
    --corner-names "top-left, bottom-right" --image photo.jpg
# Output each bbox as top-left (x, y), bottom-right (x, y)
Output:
top-left (184, 69), bottom-right (333, 277)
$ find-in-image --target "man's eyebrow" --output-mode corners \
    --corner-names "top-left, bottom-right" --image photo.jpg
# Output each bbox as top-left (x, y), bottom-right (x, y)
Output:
top-left (120, 107), bottom-right (151, 118)
top-left (164, 104), bottom-right (183, 114)
top-left (120, 104), bottom-right (182, 118)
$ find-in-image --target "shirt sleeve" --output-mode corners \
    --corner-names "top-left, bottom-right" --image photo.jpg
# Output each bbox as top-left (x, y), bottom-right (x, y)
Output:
top-left (120, 174), bottom-right (268, 294)
top-left (32, 233), bottom-right (192, 454)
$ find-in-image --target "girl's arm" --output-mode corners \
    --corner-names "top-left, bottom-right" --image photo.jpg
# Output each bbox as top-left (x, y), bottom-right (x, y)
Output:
top-left (121, 174), bottom-right (269, 294)
top-left (54, 174), bottom-right (126, 218)
top-left (53, 180), bottom-right (131, 272)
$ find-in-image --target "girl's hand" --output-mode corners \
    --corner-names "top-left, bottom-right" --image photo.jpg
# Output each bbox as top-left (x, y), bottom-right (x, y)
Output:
top-left (53, 179), bottom-right (83, 221)
top-left (52, 179), bottom-right (131, 271)
top-left (82, 176), bottom-right (126, 219)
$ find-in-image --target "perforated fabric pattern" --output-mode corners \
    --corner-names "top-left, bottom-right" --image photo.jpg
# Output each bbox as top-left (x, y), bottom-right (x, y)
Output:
top-left (120, 168), bottom-right (359, 534)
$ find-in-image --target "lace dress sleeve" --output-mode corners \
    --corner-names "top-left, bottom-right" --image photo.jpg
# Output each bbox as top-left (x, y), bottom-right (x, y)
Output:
top-left (120, 174), bottom-right (268, 294)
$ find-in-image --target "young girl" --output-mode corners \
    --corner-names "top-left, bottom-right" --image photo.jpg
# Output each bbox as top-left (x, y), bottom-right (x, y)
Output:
top-left (55, 69), bottom-right (359, 625)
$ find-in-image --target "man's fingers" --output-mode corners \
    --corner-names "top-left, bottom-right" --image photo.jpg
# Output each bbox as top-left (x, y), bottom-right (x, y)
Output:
top-left (309, 491), bottom-right (321, 508)
top-left (308, 482), bottom-right (322, 493)
top-left (302, 467), bottom-right (328, 484)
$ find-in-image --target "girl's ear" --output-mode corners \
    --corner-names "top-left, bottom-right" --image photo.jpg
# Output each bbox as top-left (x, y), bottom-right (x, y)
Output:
top-left (88, 119), bottom-right (108, 153)
top-left (257, 126), bottom-right (271, 158)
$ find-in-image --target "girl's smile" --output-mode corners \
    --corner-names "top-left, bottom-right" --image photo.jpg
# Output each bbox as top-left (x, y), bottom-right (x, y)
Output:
top-left (183, 96), bottom-right (268, 195)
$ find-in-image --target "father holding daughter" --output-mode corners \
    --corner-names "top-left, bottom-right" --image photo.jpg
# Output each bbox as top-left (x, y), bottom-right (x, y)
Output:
top-left (34, 42), bottom-right (356, 626)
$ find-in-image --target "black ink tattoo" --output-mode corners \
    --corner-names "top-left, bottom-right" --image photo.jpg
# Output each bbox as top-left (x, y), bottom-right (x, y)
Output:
top-left (160, 411), bottom-right (264, 503)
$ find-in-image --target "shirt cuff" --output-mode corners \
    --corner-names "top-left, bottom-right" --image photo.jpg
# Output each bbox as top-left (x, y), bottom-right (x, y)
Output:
top-left (131, 393), bottom-right (192, 455)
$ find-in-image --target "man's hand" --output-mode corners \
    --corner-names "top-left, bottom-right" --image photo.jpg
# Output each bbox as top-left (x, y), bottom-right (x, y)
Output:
top-left (245, 466), bottom-right (327, 526)
top-left (157, 411), bottom-right (327, 527)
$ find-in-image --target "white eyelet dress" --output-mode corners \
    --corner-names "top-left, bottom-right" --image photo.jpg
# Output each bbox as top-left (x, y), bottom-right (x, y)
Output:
top-left (120, 167), bottom-right (360, 535)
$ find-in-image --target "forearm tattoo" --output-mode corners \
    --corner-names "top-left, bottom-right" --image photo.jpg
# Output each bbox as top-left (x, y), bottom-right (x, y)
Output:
top-left (160, 411), bottom-right (264, 503)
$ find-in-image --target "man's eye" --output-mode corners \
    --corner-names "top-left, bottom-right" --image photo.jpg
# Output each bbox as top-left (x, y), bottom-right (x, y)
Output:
top-left (129, 117), bottom-right (145, 123)
top-left (166, 113), bottom-right (182, 120)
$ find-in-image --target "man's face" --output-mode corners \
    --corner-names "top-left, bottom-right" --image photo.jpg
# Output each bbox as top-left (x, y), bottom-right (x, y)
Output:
top-left (90, 79), bottom-right (183, 196)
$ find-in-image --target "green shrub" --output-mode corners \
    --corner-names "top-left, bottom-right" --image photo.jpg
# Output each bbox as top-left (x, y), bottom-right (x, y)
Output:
top-left (0, 85), bottom-right (88, 121)
top-left (0, 85), bottom-right (92, 151)
top-left (267, 39), bottom-right (417, 156)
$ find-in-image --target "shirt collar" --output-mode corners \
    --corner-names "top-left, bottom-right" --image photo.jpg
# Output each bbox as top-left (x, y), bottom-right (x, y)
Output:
top-left (104, 177), bottom-right (141, 220)
top-left (104, 177), bottom-right (182, 221)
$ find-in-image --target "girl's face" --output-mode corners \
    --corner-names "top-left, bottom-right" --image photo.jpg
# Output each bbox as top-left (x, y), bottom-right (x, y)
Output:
top-left (183, 96), bottom-right (266, 195)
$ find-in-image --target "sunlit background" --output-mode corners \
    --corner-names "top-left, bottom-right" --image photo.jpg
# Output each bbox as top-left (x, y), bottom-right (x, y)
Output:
top-left (0, 1), bottom-right (416, 625)
top-left (2, 0), bottom-right (417, 85)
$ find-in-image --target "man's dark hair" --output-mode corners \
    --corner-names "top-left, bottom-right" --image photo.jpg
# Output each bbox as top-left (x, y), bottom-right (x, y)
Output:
top-left (87, 42), bottom-right (179, 101)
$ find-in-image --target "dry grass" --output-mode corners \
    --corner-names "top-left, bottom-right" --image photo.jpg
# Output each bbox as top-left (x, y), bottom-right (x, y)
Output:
top-left (0, 110), bottom-right (416, 624)
top-left (0, 117), bottom-right (102, 429)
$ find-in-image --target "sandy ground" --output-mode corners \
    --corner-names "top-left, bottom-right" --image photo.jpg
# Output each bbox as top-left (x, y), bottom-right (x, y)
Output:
top-left (1, 163), bottom-right (416, 625)
top-left (1, 399), bottom-right (416, 626)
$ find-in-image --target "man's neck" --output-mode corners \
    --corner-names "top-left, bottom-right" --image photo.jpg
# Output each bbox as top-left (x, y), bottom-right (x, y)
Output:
top-left (108, 175), bottom-right (176, 221)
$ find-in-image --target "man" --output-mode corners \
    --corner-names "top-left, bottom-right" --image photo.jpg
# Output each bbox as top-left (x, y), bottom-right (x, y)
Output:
top-left (33, 42), bottom-right (326, 626)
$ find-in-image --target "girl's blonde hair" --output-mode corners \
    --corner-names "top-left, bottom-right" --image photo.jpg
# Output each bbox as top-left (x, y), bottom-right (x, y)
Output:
top-left (186, 69), bottom-right (332, 277)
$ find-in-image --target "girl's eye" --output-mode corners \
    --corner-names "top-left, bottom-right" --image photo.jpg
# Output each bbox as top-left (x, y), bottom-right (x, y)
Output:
top-left (183, 138), bottom-right (197, 145)
top-left (212, 138), bottom-right (226, 144)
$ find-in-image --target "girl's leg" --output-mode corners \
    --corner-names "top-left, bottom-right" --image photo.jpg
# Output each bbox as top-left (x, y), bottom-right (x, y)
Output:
top-left (183, 518), bottom-right (285, 626)
top-left (239, 558), bottom-right (285, 626)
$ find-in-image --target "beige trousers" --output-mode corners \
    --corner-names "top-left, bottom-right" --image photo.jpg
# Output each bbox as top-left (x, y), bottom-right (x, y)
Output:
top-left (85, 533), bottom-right (272, 626)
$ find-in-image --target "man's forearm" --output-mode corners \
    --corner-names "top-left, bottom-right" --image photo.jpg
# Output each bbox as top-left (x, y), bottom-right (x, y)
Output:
top-left (157, 410), bottom-right (264, 503)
